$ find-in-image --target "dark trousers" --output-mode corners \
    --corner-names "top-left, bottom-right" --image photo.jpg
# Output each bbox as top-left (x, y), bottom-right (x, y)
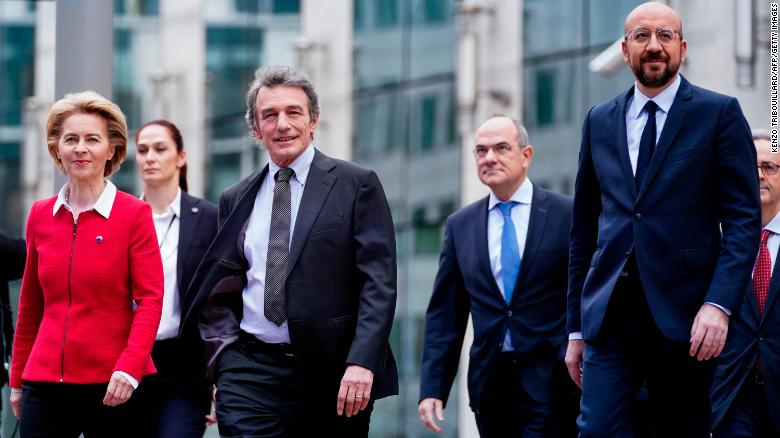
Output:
top-left (20, 382), bottom-right (135, 438)
top-left (578, 257), bottom-right (712, 438)
top-left (129, 338), bottom-right (211, 438)
top-left (475, 353), bottom-right (562, 438)
top-left (215, 332), bottom-right (372, 438)
top-left (714, 368), bottom-right (779, 438)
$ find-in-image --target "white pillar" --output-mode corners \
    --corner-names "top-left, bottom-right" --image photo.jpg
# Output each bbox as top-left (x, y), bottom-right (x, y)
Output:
top-left (159, 0), bottom-right (206, 197)
top-left (298, 0), bottom-right (353, 160)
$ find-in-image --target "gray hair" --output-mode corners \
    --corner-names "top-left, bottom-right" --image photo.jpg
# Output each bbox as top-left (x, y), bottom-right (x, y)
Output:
top-left (752, 129), bottom-right (771, 141)
top-left (490, 114), bottom-right (530, 147)
top-left (245, 65), bottom-right (320, 140)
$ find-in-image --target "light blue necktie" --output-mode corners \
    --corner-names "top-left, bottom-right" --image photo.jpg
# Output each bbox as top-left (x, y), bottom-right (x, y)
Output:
top-left (499, 201), bottom-right (521, 304)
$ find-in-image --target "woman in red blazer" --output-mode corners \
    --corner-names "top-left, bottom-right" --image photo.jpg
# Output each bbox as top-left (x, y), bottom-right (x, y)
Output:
top-left (9, 91), bottom-right (163, 437)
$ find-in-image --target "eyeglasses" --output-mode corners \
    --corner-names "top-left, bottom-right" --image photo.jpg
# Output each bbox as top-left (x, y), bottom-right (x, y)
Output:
top-left (758, 162), bottom-right (780, 176)
top-left (624, 28), bottom-right (681, 45)
top-left (474, 143), bottom-right (524, 158)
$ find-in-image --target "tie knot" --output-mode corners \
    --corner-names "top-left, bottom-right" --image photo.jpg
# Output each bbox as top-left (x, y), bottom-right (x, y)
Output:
top-left (275, 167), bottom-right (294, 183)
top-left (498, 201), bottom-right (518, 217)
top-left (762, 229), bottom-right (773, 244)
top-left (643, 100), bottom-right (658, 116)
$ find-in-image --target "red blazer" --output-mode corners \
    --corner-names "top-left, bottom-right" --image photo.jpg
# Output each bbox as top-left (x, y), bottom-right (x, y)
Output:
top-left (10, 190), bottom-right (163, 388)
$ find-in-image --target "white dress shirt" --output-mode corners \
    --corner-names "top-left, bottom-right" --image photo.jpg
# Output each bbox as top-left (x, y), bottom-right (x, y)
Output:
top-left (145, 189), bottom-right (181, 341)
top-left (45, 181), bottom-right (138, 389)
top-left (240, 144), bottom-right (315, 343)
top-left (760, 211), bottom-right (780, 272)
top-left (625, 74), bottom-right (681, 174)
top-left (487, 178), bottom-right (533, 352)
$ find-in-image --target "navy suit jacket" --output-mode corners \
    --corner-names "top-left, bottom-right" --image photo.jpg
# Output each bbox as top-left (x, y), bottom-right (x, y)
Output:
top-left (711, 258), bottom-right (780, 430)
top-left (420, 185), bottom-right (572, 411)
top-left (568, 76), bottom-right (761, 342)
top-left (179, 149), bottom-right (398, 403)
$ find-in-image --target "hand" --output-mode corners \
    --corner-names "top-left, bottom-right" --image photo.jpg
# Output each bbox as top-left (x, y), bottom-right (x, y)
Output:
top-left (565, 339), bottom-right (585, 389)
top-left (10, 390), bottom-right (22, 418)
top-left (205, 386), bottom-right (218, 426)
top-left (336, 365), bottom-right (374, 417)
top-left (418, 397), bottom-right (445, 433)
top-left (689, 303), bottom-right (730, 361)
top-left (103, 373), bottom-right (135, 406)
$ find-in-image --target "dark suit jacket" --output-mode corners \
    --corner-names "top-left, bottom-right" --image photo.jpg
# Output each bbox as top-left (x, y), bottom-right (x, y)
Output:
top-left (711, 259), bottom-right (780, 430)
top-left (180, 149), bottom-right (398, 403)
top-left (0, 228), bottom-right (25, 385)
top-left (568, 75), bottom-right (761, 342)
top-left (175, 192), bottom-right (218, 382)
top-left (420, 185), bottom-right (572, 411)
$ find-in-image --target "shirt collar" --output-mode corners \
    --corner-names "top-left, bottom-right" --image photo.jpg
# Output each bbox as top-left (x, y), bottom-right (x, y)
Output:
top-left (488, 177), bottom-right (534, 211)
top-left (139, 187), bottom-right (182, 218)
top-left (629, 73), bottom-right (681, 120)
top-left (765, 209), bottom-right (780, 235)
top-left (53, 180), bottom-right (117, 219)
top-left (268, 143), bottom-right (315, 186)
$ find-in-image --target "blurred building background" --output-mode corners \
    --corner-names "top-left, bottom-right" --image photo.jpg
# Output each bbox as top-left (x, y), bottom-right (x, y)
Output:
top-left (0, 0), bottom-right (771, 437)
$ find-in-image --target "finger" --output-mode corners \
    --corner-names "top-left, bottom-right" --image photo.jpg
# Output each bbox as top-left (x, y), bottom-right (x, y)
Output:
top-left (118, 383), bottom-right (132, 403)
top-left (435, 400), bottom-right (444, 421)
top-left (344, 385), bottom-right (356, 417)
top-left (336, 382), bottom-right (348, 415)
top-left (103, 380), bottom-right (118, 405)
top-left (689, 326), bottom-right (704, 357)
top-left (698, 328), bottom-right (713, 361)
top-left (360, 382), bottom-right (372, 411)
top-left (420, 403), bottom-right (438, 433)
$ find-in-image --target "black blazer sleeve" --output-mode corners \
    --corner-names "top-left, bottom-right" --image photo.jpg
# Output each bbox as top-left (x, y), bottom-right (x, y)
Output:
top-left (0, 228), bottom-right (26, 282)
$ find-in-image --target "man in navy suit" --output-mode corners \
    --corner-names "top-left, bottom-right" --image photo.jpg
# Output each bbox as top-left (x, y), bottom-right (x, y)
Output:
top-left (419, 115), bottom-right (574, 437)
top-left (711, 130), bottom-right (780, 437)
top-left (565, 3), bottom-right (760, 437)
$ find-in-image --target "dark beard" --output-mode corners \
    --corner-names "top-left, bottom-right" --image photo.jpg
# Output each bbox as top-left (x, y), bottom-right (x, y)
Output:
top-left (633, 57), bottom-right (678, 88)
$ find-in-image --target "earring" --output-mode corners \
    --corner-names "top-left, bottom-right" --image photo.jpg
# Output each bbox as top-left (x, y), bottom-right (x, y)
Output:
top-left (57, 154), bottom-right (61, 160)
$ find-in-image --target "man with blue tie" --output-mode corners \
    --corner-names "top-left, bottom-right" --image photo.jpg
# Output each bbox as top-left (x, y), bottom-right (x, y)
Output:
top-left (711, 130), bottom-right (780, 437)
top-left (419, 115), bottom-right (574, 437)
top-left (565, 3), bottom-right (760, 437)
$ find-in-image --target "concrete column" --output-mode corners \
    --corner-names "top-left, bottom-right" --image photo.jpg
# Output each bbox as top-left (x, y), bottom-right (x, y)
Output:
top-left (159, 0), bottom-right (206, 197)
top-left (298, 0), bottom-right (353, 160)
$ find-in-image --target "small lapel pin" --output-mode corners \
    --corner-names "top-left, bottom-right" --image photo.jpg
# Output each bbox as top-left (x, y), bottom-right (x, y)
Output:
top-left (191, 207), bottom-right (199, 213)
top-left (96, 235), bottom-right (103, 244)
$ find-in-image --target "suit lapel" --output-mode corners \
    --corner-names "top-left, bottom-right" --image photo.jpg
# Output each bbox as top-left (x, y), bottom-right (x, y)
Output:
top-left (636, 76), bottom-right (692, 201)
top-left (511, 185), bottom-right (549, 305)
top-left (286, 150), bottom-right (337, 276)
top-left (613, 87), bottom-right (638, 200)
top-left (177, 192), bottom-right (199, 298)
top-left (474, 197), bottom-right (503, 301)
top-left (217, 167), bottom-right (267, 266)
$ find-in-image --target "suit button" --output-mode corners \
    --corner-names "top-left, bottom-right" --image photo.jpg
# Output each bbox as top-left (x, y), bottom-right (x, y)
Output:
top-left (507, 311), bottom-right (513, 317)
top-left (625, 251), bottom-right (631, 257)
top-left (759, 334), bottom-right (765, 341)
top-left (634, 213), bottom-right (642, 221)
top-left (498, 342), bottom-right (503, 347)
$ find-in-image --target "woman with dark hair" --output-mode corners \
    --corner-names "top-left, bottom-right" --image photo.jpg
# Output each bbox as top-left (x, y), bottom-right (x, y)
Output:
top-left (10, 91), bottom-right (163, 437)
top-left (133, 119), bottom-right (218, 437)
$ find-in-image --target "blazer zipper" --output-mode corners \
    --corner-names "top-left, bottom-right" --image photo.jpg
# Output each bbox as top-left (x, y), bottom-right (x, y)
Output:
top-left (61, 219), bottom-right (77, 382)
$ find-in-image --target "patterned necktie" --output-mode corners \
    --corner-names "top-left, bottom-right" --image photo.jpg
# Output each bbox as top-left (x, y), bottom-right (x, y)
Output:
top-left (499, 201), bottom-right (521, 304)
top-left (265, 167), bottom-right (294, 326)
top-left (753, 229), bottom-right (772, 314)
top-left (635, 100), bottom-right (658, 188)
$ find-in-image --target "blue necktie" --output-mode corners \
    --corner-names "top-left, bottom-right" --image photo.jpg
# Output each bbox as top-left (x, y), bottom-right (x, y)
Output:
top-left (635, 100), bottom-right (658, 188)
top-left (499, 201), bottom-right (521, 304)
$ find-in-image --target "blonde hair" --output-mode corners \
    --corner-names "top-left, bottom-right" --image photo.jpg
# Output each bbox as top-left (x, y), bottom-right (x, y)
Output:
top-left (46, 91), bottom-right (128, 177)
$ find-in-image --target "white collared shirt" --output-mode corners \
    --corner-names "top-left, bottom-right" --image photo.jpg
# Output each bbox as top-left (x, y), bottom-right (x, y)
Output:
top-left (625, 74), bottom-right (681, 174)
top-left (240, 144), bottom-right (315, 343)
top-left (143, 189), bottom-right (181, 341)
top-left (50, 180), bottom-right (138, 389)
top-left (53, 180), bottom-right (117, 221)
top-left (761, 210), bottom-right (780, 272)
top-left (487, 178), bottom-right (533, 352)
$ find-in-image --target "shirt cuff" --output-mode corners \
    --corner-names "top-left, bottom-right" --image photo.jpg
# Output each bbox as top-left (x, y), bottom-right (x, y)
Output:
top-left (112, 371), bottom-right (139, 389)
top-left (705, 302), bottom-right (731, 316)
top-left (568, 332), bottom-right (583, 340)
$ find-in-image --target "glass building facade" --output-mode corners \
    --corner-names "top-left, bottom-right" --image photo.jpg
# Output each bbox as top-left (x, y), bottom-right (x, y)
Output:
top-left (353, 1), bottom-right (459, 436)
top-left (523, 0), bottom-right (644, 194)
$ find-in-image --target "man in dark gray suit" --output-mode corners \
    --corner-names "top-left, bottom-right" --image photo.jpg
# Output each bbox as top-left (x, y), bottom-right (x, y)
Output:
top-left (180, 65), bottom-right (398, 437)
